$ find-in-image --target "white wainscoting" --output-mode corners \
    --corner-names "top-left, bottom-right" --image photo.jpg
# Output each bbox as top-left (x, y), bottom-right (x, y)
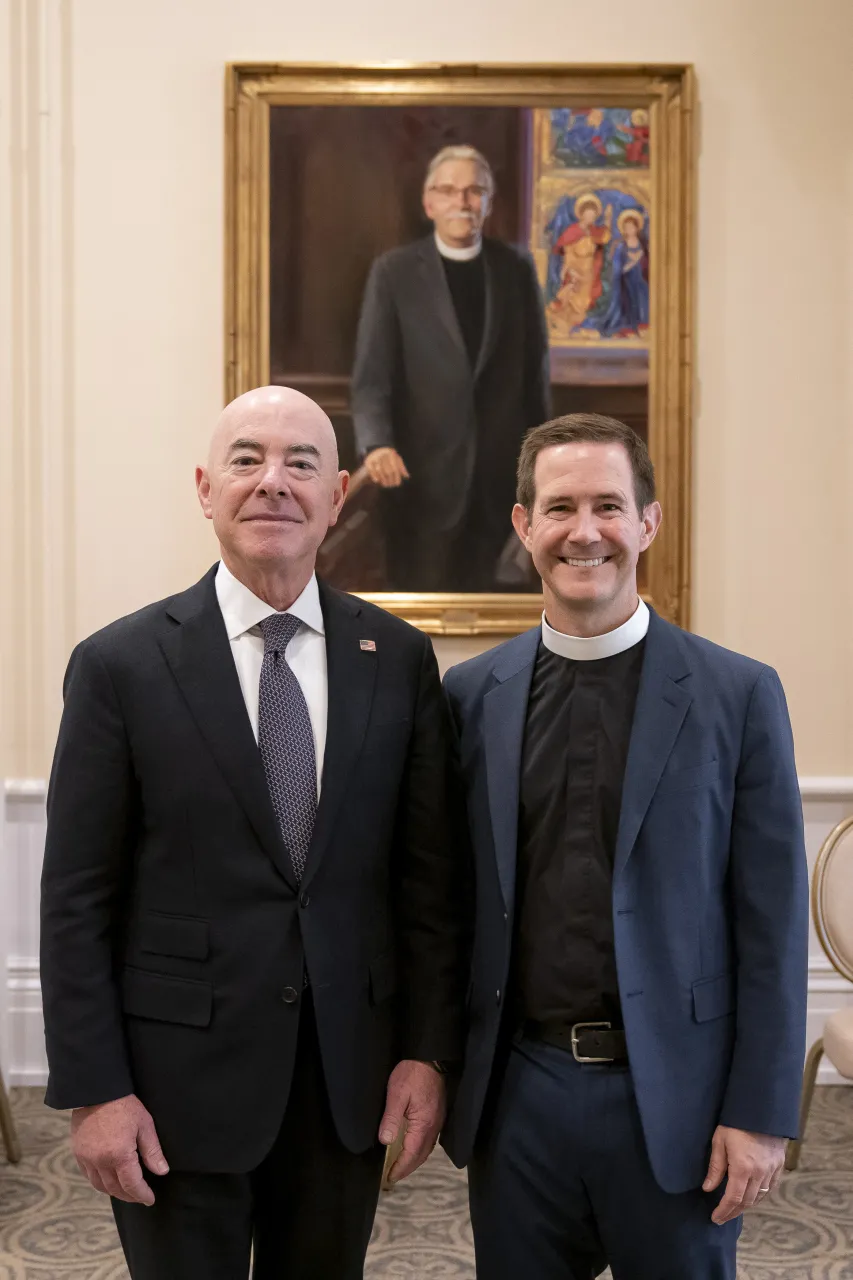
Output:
top-left (2, 777), bottom-right (852, 1087)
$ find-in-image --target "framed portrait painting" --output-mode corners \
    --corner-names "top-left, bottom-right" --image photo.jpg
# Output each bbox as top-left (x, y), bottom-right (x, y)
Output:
top-left (225, 63), bottom-right (694, 634)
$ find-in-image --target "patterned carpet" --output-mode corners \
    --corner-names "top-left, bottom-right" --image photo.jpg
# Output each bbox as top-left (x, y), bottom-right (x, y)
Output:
top-left (1, 1087), bottom-right (851, 1278)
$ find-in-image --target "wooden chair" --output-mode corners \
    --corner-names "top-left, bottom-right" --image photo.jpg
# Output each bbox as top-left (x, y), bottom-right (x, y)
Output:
top-left (786, 816), bottom-right (853, 1170)
top-left (0, 1067), bottom-right (21, 1163)
top-left (315, 467), bottom-right (386, 591)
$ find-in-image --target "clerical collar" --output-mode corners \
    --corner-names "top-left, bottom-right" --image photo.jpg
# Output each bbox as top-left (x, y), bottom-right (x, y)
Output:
top-left (541, 598), bottom-right (649, 661)
top-left (435, 232), bottom-right (482, 261)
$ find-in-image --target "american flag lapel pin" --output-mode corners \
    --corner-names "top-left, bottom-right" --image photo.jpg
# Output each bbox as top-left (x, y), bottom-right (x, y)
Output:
top-left (359, 639), bottom-right (377, 652)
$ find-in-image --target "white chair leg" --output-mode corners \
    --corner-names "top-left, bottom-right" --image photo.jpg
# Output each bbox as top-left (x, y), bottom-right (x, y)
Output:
top-left (785, 1038), bottom-right (824, 1171)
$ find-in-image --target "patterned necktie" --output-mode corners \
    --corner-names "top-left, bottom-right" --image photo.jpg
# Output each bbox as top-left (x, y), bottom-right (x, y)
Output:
top-left (258, 613), bottom-right (317, 882)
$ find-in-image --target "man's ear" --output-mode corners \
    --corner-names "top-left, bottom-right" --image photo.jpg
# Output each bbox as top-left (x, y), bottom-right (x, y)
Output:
top-left (327, 470), bottom-right (350, 527)
top-left (511, 503), bottom-right (533, 552)
top-left (196, 467), bottom-right (213, 520)
top-left (639, 500), bottom-right (662, 552)
top-left (422, 190), bottom-right (435, 223)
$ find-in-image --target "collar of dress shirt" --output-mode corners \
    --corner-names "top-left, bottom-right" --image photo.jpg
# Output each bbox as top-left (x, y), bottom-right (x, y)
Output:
top-left (434, 232), bottom-right (483, 262)
top-left (541, 597), bottom-right (649, 661)
top-left (215, 560), bottom-right (325, 641)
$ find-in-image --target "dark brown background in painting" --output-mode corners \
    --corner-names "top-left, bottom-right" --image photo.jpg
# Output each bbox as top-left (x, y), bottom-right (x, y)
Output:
top-left (269, 105), bottom-right (526, 469)
top-left (268, 104), bottom-right (648, 591)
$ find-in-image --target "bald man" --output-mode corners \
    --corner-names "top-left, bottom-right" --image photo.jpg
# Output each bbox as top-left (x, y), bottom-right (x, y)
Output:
top-left (40, 387), bottom-right (467, 1279)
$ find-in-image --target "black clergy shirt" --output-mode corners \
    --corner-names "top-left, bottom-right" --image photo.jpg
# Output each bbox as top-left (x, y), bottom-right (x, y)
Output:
top-left (441, 253), bottom-right (486, 370)
top-left (513, 637), bottom-right (646, 1027)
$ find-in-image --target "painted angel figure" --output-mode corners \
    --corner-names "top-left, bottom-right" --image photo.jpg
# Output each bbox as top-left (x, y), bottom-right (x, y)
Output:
top-left (549, 193), bottom-right (613, 332)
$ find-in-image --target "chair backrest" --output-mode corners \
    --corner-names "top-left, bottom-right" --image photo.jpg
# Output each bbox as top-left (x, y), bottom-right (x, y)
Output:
top-left (813, 815), bottom-right (853, 983)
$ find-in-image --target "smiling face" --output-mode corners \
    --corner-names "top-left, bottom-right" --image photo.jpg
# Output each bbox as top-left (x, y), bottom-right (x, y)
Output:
top-left (511, 441), bottom-right (661, 634)
top-left (196, 387), bottom-right (347, 582)
top-left (422, 158), bottom-right (491, 249)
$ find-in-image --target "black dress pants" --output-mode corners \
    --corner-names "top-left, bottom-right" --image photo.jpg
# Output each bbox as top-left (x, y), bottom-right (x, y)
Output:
top-left (112, 995), bottom-right (386, 1280)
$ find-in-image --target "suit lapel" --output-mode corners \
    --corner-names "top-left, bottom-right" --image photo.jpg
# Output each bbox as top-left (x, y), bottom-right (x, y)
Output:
top-left (416, 236), bottom-right (467, 360)
top-left (159, 567), bottom-right (297, 889)
top-left (299, 583), bottom-right (377, 891)
top-left (473, 240), bottom-right (503, 381)
top-left (614, 612), bottom-right (693, 878)
top-left (483, 630), bottom-right (540, 915)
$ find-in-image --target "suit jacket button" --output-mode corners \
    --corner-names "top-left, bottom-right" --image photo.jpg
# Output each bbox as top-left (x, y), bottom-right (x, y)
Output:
top-left (496, 989), bottom-right (502, 1005)
top-left (281, 986), bottom-right (299, 1004)
top-left (300, 893), bottom-right (310, 909)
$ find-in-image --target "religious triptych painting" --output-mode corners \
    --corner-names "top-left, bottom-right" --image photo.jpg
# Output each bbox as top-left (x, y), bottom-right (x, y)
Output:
top-left (226, 66), bottom-right (693, 633)
top-left (530, 108), bottom-right (650, 384)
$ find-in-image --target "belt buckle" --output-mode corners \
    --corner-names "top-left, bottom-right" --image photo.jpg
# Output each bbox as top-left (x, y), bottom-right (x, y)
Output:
top-left (571, 1021), bottom-right (613, 1064)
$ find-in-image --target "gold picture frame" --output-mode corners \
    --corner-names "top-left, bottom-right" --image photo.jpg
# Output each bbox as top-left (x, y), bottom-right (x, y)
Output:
top-left (225, 62), bottom-right (694, 635)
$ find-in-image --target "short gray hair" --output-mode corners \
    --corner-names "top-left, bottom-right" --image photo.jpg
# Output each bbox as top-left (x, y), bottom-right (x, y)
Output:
top-left (424, 145), bottom-right (495, 196)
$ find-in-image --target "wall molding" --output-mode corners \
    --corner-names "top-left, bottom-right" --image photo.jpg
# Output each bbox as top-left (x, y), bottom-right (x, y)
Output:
top-left (7, 776), bottom-right (853, 800)
top-left (798, 777), bottom-right (853, 800)
top-left (4, 778), bottom-right (47, 797)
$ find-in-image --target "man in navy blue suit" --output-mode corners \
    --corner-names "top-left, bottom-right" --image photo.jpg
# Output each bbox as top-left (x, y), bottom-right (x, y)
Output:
top-left (442, 413), bottom-right (808, 1279)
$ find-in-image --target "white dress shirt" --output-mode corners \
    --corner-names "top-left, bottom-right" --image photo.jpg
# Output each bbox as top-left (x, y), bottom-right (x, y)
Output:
top-left (215, 560), bottom-right (328, 792)
top-left (541, 597), bottom-right (650, 661)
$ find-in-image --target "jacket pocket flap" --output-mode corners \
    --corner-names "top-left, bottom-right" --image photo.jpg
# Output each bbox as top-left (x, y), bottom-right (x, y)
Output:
top-left (121, 967), bottom-right (212, 1027)
top-left (692, 972), bottom-right (735, 1023)
top-left (657, 761), bottom-right (720, 795)
top-left (140, 912), bottom-right (209, 961)
top-left (369, 953), bottom-right (399, 1005)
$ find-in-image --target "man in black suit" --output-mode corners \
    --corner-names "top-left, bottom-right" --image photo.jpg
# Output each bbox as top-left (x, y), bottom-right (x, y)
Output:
top-left (40, 386), bottom-right (466, 1279)
top-left (351, 144), bottom-right (550, 592)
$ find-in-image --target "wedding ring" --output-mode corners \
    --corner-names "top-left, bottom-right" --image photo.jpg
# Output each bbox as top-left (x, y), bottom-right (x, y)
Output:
top-left (759, 1187), bottom-right (770, 1193)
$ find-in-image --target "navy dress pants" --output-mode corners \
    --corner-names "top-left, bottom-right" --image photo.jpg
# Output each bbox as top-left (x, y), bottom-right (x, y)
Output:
top-left (468, 1036), bottom-right (740, 1280)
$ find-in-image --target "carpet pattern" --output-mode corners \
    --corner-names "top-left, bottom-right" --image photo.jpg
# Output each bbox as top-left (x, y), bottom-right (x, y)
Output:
top-left (0, 1087), bottom-right (851, 1278)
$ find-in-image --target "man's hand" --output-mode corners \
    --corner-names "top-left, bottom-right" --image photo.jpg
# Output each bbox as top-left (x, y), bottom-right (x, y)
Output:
top-left (703, 1125), bottom-right (786, 1224)
top-left (378, 1060), bottom-right (446, 1184)
top-left (364, 447), bottom-right (410, 489)
top-left (71, 1094), bottom-right (169, 1205)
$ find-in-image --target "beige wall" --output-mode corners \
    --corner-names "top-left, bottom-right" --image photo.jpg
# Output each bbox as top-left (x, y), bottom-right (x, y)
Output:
top-left (2, 0), bottom-right (852, 777)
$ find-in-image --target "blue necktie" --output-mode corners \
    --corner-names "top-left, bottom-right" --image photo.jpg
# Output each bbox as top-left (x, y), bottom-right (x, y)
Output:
top-left (258, 613), bottom-right (317, 882)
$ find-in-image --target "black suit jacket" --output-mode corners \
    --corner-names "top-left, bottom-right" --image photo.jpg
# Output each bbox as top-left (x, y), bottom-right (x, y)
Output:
top-left (40, 567), bottom-right (465, 1171)
top-left (351, 235), bottom-right (550, 534)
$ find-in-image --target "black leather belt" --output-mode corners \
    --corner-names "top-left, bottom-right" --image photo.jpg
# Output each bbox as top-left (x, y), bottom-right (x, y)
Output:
top-left (525, 1019), bottom-right (628, 1064)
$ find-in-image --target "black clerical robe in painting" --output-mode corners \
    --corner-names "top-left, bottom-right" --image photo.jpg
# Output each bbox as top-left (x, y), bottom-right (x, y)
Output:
top-left (351, 234), bottom-right (549, 591)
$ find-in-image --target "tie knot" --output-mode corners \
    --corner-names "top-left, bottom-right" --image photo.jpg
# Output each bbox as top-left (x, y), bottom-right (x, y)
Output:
top-left (259, 612), bottom-right (302, 653)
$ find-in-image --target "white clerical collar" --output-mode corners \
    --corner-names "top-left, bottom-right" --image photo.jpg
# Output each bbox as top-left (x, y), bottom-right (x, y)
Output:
top-left (541, 598), bottom-right (649, 661)
top-left (215, 559), bottom-right (325, 641)
top-left (435, 231), bottom-right (482, 261)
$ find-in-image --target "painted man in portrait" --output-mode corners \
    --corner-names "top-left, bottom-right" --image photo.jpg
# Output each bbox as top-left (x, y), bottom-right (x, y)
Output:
top-left (351, 145), bottom-right (550, 592)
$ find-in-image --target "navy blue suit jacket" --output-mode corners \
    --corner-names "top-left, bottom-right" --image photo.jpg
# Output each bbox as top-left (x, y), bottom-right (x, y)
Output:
top-left (442, 609), bottom-right (809, 1193)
